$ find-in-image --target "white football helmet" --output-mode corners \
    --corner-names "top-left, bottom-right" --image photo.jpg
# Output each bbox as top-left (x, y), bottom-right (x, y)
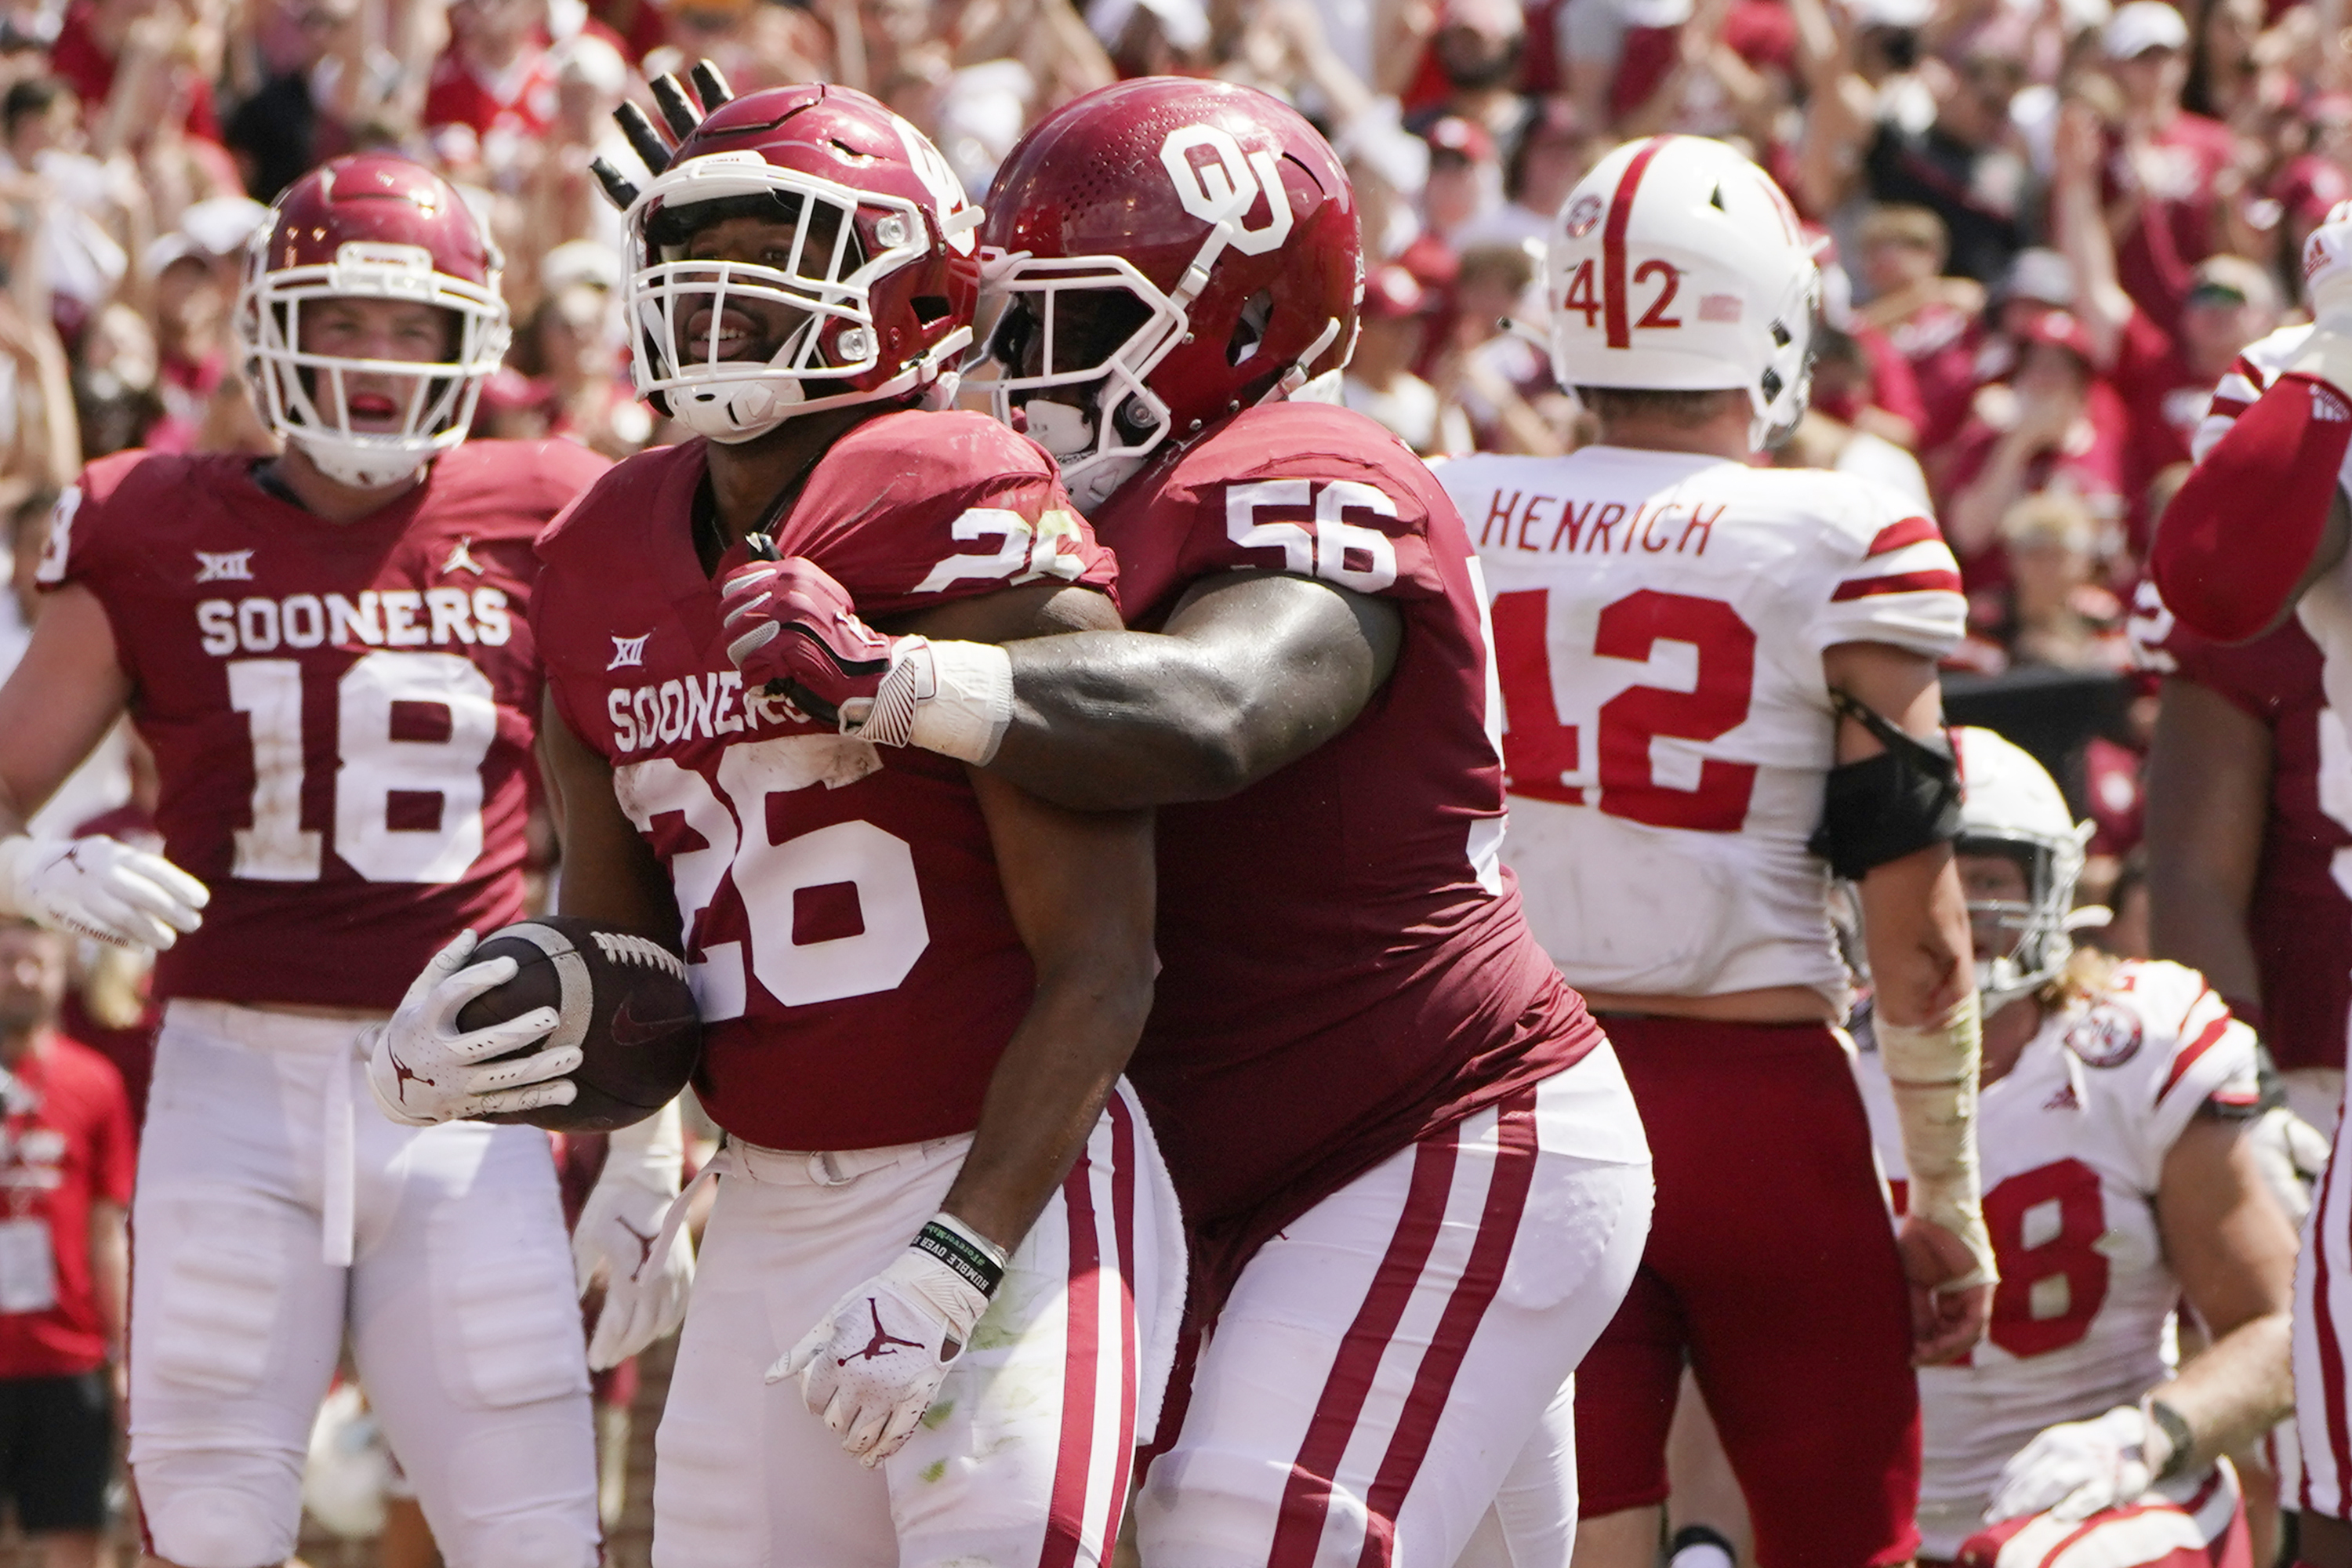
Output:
top-left (1547, 136), bottom-right (1820, 451)
top-left (1955, 727), bottom-right (2091, 1011)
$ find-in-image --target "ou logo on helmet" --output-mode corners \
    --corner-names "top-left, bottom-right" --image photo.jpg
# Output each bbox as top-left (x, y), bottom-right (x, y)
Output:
top-left (1160, 125), bottom-right (1295, 256)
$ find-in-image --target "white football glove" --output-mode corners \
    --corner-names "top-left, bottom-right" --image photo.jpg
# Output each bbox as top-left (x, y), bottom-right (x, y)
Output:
top-left (575, 1099), bottom-right (694, 1371)
top-left (0, 833), bottom-right (208, 951)
top-left (1985, 1403), bottom-right (2170, 1523)
top-left (364, 931), bottom-right (579, 1127)
top-left (2294, 201), bottom-right (2352, 394)
top-left (770, 1214), bottom-right (1007, 1467)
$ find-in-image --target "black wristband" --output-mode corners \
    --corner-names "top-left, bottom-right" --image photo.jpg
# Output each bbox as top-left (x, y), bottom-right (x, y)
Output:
top-left (2146, 1397), bottom-right (2194, 1482)
top-left (913, 1219), bottom-right (1005, 1298)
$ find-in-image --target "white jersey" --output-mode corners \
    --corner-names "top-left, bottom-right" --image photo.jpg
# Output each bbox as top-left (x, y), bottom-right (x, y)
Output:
top-left (2197, 324), bottom-right (2352, 775)
top-left (1853, 961), bottom-right (2263, 1558)
top-left (1440, 446), bottom-right (1965, 1007)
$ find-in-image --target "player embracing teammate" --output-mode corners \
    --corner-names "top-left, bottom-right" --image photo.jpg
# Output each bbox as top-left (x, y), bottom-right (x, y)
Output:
top-left (731, 78), bottom-right (1653, 1566)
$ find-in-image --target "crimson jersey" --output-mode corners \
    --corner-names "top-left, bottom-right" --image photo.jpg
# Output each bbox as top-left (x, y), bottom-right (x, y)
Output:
top-left (34, 442), bottom-right (607, 1010)
top-left (2131, 578), bottom-right (2352, 1073)
top-left (534, 411), bottom-right (1110, 1152)
top-left (1095, 400), bottom-right (1603, 1268)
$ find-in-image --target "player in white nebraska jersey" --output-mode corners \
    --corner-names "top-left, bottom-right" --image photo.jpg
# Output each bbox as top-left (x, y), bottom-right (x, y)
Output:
top-left (2147, 204), bottom-right (2352, 1567)
top-left (1851, 731), bottom-right (2296, 1567)
top-left (1439, 133), bottom-right (1991, 1568)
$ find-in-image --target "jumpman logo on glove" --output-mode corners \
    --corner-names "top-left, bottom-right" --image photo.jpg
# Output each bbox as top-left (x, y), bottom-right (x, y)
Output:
top-left (844, 1300), bottom-right (924, 1365)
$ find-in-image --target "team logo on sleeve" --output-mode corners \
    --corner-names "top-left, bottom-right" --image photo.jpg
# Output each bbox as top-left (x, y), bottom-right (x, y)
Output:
top-left (195, 550), bottom-right (255, 583)
top-left (608, 633), bottom-right (651, 670)
top-left (2063, 1002), bottom-right (2144, 1069)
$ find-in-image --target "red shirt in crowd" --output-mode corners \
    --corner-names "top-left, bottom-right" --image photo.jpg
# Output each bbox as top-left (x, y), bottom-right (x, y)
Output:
top-left (1933, 384), bottom-right (2131, 594)
top-left (0, 1032), bottom-right (134, 1380)
top-left (423, 46), bottom-right (557, 162)
top-left (49, 3), bottom-right (221, 142)
top-left (2104, 114), bottom-right (2236, 328)
top-left (1882, 300), bottom-right (1983, 456)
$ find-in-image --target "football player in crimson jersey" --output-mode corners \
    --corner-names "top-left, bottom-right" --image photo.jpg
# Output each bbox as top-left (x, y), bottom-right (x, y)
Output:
top-left (717, 78), bottom-right (1654, 1568)
top-left (0, 155), bottom-right (630, 1568)
top-left (2148, 201), bottom-right (2352, 1568)
top-left (387, 82), bottom-right (1186, 1568)
top-left (1436, 136), bottom-right (1993, 1568)
top-left (1853, 731), bottom-right (2295, 1568)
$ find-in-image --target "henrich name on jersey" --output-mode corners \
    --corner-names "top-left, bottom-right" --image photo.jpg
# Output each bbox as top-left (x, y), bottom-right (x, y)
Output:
top-left (1853, 961), bottom-right (2261, 1557)
top-left (34, 441), bottom-right (608, 1011)
top-left (1442, 448), bottom-right (1966, 1007)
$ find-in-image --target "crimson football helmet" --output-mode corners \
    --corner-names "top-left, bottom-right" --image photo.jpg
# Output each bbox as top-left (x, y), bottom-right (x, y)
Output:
top-left (240, 154), bottom-right (510, 488)
top-left (622, 84), bottom-right (981, 442)
top-left (978, 78), bottom-right (1363, 510)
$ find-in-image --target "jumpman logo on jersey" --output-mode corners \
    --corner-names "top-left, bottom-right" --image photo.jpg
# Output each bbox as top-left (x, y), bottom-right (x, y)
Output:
top-left (609, 633), bottom-right (651, 670)
top-left (619, 1216), bottom-right (658, 1281)
top-left (442, 536), bottom-right (485, 575)
top-left (840, 1300), bottom-right (923, 1365)
top-left (2044, 1082), bottom-right (2081, 1112)
top-left (194, 550), bottom-right (254, 583)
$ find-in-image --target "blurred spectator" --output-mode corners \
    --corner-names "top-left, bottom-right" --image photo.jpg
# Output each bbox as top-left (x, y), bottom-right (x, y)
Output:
top-left (51, 0), bottom-right (223, 143)
top-left (2097, 1), bottom-right (2237, 327)
top-left (1853, 203), bottom-right (1984, 452)
top-left (1997, 489), bottom-right (2128, 670)
top-left (1778, 325), bottom-right (1933, 499)
top-left (1861, 45), bottom-right (2032, 282)
top-left (425, 0), bottom-right (557, 172)
top-left (1454, 93), bottom-right (1590, 249)
top-left (1408, 0), bottom-right (1526, 142)
top-left (1421, 113), bottom-right (1503, 244)
top-left (1939, 309), bottom-right (2127, 593)
top-left (0, 916), bottom-right (136, 1568)
top-left (1435, 240), bottom-right (1574, 452)
top-left (1343, 262), bottom-right (1468, 455)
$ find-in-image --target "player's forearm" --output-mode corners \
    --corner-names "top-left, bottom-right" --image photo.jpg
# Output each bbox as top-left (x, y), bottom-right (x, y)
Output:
top-left (90, 1199), bottom-right (129, 1359)
top-left (938, 957), bottom-right (1154, 1252)
top-left (1857, 847), bottom-right (1975, 1027)
top-left (2154, 1309), bottom-right (2293, 1470)
top-left (2143, 866), bottom-right (2262, 1010)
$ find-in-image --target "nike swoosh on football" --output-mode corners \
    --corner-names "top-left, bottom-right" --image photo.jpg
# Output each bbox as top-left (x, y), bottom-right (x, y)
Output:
top-left (610, 996), bottom-right (694, 1047)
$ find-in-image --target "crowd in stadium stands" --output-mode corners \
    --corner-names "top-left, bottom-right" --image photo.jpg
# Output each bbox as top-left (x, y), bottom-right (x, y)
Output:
top-left (0, 0), bottom-right (2339, 1556)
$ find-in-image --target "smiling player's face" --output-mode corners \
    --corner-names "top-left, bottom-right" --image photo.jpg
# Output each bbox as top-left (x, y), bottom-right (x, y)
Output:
top-left (678, 208), bottom-right (852, 366)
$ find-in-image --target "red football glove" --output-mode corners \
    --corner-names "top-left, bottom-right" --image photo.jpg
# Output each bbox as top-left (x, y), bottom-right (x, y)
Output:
top-left (719, 556), bottom-right (906, 730)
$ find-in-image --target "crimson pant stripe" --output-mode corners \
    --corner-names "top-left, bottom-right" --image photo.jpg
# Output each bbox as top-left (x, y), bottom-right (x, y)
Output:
top-left (1040, 1127), bottom-right (1104, 1568)
top-left (1353, 1091), bottom-right (1542, 1568)
top-left (1098, 1091), bottom-right (1142, 1559)
top-left (2311, 1132), bottom-right (2352, 1512)
top-left (1602, 140), bottom-right (1668, 350)
top-left (1266, 1130), bottom-right (1464, 1568)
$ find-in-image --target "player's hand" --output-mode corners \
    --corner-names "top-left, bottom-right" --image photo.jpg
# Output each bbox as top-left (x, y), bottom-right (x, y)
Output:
top-left (1985, 1404), bottom-right (2159, 1523)
top-left (1899, 1213), bottom-right (1994, 1366)
top-left (718, 554), bottom-right (908, 729)
top-left (769, 1221), bottom-right (1003, 1468)
top-left (0, 833), bottom-right (208, 950)
top-left (575, 1102), bottom-right (694, 1370)
top-left (364, 931), bottom-right (580, 1127)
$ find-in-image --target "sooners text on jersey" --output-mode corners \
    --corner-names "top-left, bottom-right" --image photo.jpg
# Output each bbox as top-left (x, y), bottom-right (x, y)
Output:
top-left (533, 410), bottom-right (1111, 1152)
top-left (1441, 447), bottom-right (1967, 1009)
top-left (34, 442), bottom-right (608, 1010)
top-left (1853, 961), bottom-right (2262, 1558)
top-left (1092, 399), bottom-right (1602, 1277)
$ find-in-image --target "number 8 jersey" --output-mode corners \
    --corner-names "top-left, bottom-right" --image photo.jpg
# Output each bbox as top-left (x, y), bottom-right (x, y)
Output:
top-left (1850, 961), bottom-right (2264, 1555)
top-left (34, 441), bottom-right (610, 1011)
top-left (1440, 448), bottom-right (1966, 1009)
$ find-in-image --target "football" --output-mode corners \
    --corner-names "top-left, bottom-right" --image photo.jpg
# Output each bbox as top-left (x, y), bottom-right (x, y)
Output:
top-left (454, 916), bottom-right (702, 1132)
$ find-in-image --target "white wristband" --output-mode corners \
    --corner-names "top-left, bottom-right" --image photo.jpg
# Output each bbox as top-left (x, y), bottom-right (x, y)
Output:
top-left (848, 639), bottom-right (1014, 764)
top-left (1878, 992), bottom-right (1998, 1289)
top-left (0, 835), bottom-right (34, 917)
top-left (607, 1096), bottom-right (685, 1186)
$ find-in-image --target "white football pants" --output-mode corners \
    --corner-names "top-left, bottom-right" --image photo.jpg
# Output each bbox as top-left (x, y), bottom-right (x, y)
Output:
top-left (1138, 1043), bottom-right (1653, 1568)
top-left (652, 1078), bottom-right (1183, 1568)
top-left (129, 1000), bottom-right (598, 1568)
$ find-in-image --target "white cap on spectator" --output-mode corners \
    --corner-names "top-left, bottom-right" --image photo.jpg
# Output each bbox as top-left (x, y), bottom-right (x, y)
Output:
top-left (552, 33), bottom-right (628, 95)
top-left (542, 239), bottom-right (622, 296)
top-left (1086, 0), bottom-right (1210, 53)
top-left (1849, 0), bottom-right (1935, 31)
top-left (1999, 247), bottom-right (2076, 306)
top-left (1614, 0), bottom-right (1694, 29)
top-left (180, 195), bottom-right (270, 259)
top-left (143, 233), bottom-right (211, 276)
top-left (2103, 0), bottom-right (2187, 58)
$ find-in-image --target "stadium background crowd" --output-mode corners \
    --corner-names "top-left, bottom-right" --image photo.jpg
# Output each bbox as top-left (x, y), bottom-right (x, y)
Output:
top-left (0, 0), bottom-right (2336, 1555)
